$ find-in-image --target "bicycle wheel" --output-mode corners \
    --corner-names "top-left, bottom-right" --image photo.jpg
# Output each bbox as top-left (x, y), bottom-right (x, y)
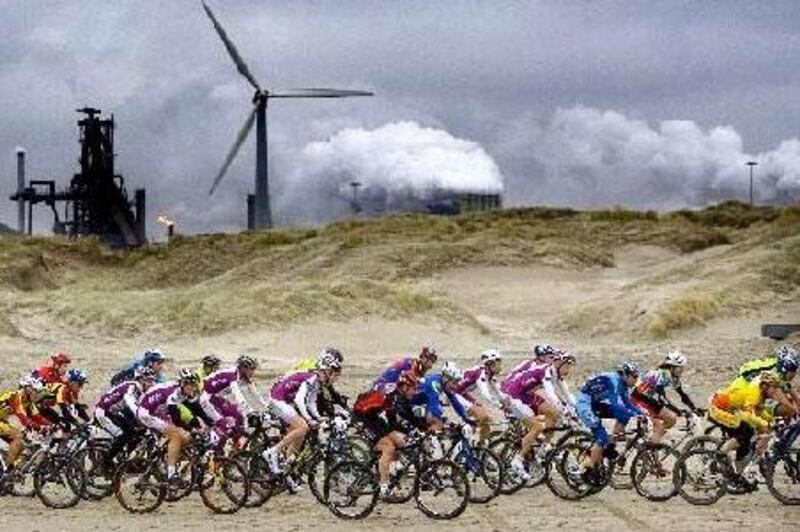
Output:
top-left (113, 457), bottom-right (165, 513)
top-left (384, 457), bottom-right (417, 504)
top-left (765, 449), bottom-right (800, 505)
top-left (324, 460), bottom-right (379, 520)
top-left (457, 446), bottom-right (502, 503)
top-left (233, 451), bottom-right (274, 508)
top-left (546, 440), bottom-right (597, 500)
top-left (163, 453), bottom-right (194, 502)
top-left (631, 443), bottom-right (679, 501)
top-left (415, 459), bottom-right (469, 520)
top-left (10, 448), bottom-right (37, 497)
top-left (489, 437), bottom-right (526, 495)
top-left (673, 447), bottom-right (727, 505)
top-left (199, 456), bottom-right (250, 514)
top-left (34, 455), bottom-right (85, 509)
top-left (609, 447), bottom-right (634, 490)
top-left (76, 443), bottom-right (114, 500)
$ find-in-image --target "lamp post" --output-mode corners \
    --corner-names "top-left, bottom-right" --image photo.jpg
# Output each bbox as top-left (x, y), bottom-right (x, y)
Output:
top-left (350, 181), bottom-right (362, 213)
top-left (746, 161), bottom-right (758, 206)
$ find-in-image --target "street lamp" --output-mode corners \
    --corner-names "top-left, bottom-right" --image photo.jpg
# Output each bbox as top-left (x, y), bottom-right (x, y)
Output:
top-left (746, 161), bottom-right (758, 205)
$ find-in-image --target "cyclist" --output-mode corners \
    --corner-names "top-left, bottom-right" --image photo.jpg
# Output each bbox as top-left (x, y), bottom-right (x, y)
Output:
top-left (373, 347), bottom-right (438, 392)
top-left (136, 369), bottom-right (203, 481)
top-left (263, 354), bottom-right (341, 476)
top-left (95, 367), bottom-right (158, 470)
top-left (111, 348), bottom-right (167, 385)
top-left (43, 369), bottom-right (91, 429)
top-left (35, 352), bottom-right (72, 384)
top-left (198, 354), bottom-right (268, 443)
top-left (709, 371), bottom-right (792, 489)
top-left (502, 351), bottom-right (577, 479)
top-left (736, 346), bottom-right (798, 420)
top-left (506, 344), bottom-right (558, 380)
top-left (575, 362), bottom-right (643, 480)
top-left (631, 350), bottom-right (701, 444)
top-left (417, 361), bottom-right (470, 432)
top-left (0, 374), bottom-right (49, 471)
top-left (452, 349), bottom-right (510, 443)
top-left (197, 354), bottom-right (222, 382)
top-left (353, 371), bottom-right (426, 498)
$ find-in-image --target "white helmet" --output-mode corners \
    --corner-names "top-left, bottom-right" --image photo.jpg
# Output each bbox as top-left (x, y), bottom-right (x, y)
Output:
top-left (481, 349), bottom-right (503, 365)
top-left (663, 350), bottom-right (687, 367)
top-left (19, 373), bottom-right (44, 391)
top-left (441, 361), bottom-right (463, 382)
top-left (316, 353), bottom-right (342, 371)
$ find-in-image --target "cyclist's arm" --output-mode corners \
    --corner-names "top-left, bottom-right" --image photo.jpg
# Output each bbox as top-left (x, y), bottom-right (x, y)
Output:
top-left (294, 380), bottom-right (320, 420)
top-left (673, 383), bottom-right (698, 412)
top-left (198, 391), bottom-right (222, 422)
top-left (228, 381), bottom-right (252, 415)
top-left (476, 376), bottom-right (503, 409)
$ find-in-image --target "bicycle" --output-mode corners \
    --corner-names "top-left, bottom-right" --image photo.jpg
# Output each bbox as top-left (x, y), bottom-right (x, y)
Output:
top-left (324, 430), bottom-right (470, 520)
top-left (441, 423), bottom-right (502, 503)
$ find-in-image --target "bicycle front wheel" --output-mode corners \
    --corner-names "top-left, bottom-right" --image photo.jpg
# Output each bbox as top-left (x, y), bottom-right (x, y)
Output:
top-left (631, 443), bottom-right (679, 501)
top-left (415, 459), bottom-right (469, 520)
top-left (34, 455), bottom-right (85, 509)
top-left (199, 456), bottom-right (250, 514)
top-left (113, 457), bottom-right (165, 514)
top-left (765, 449), bottom-right (800, 505)
top-left (324, 460), bottom-right (379, 520)
top-left (673, 447), bottom-right (727, 505)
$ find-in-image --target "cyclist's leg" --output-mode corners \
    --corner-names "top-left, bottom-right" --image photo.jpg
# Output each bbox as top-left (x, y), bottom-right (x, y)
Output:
top-left (0, 423), bottom-right (23, 467)
top-left (575, 400), bottom-right (606, 468)
top-left (653, 407), bottom-right (676, 444)
top-left (536, 399), bottom-right (559, 443)
top-left (164, 424), bottom-right (190, 474)
top-left (281, 416), bottom-right (309, 456)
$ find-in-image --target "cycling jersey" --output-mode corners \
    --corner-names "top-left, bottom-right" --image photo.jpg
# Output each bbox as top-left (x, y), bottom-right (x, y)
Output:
top-left (504, 363), bottom-right (575, 409)
top-left (292, 357), bottom-right (317, 372)
top-left (738, 357), bottom-right (778, 382)
top-left (709, 377), bottom-right (769, 431)
top-left (415, 374), bottom-right (470, 423)
top-left (43, 382), bottom-right (89, 427)
top-left (270, 371), bottom-right (322, 421)
top-left (353, 389), bottom-right (426, 440)
top-left (36, 363), bottom-right (66, 385)
top-left (575, 372), bottom-right (642, 447)
top-left (111, 357), bottom-right (166, 386)
top-left (454, 366), bottom-right (507, 409)
top-left (373, 358), bottom-right (424, 391)
top-left (632, 368), bottom-right (697, 415)
top-left (0, 390), bottom-right (49, 436)
top-left (137, 382), bottom-right (204, 432)
top-left (95, 381), bottom-right (144, 438)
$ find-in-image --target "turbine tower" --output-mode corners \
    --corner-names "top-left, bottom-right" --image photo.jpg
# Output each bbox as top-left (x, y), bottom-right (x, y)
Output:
top-left (201, 1), bottom-right (373, 230)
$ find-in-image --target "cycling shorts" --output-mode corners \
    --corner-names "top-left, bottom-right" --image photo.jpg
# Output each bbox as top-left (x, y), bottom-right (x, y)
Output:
top-left (269, 400), bottom-right (299, 424)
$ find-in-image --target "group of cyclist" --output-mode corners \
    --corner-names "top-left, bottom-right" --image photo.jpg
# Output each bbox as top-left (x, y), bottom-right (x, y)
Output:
top-left (0, 341), bottom-right (797, 497)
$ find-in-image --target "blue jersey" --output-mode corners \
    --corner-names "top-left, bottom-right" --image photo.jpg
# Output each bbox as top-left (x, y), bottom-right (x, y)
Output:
top-left (579, 371), bottom-right (642, 422)
top-left (110, 357), bottom-right (166, 386)
top-left (415, 373), bottom-right (470, 423)
top-left (373, 358), bottom-right (421, 391)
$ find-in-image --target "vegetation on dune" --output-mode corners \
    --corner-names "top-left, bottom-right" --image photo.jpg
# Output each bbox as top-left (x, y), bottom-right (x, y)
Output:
top-left (0, 201), bottom-right (796, 338)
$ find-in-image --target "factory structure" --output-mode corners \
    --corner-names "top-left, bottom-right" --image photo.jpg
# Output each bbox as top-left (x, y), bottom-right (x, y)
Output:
top-left (9, 108), bottom-right (147, 248)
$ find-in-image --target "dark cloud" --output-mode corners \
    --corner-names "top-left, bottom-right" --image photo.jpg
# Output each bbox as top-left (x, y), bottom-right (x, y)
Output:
top-left (1, 1), bottom-right (798, 236)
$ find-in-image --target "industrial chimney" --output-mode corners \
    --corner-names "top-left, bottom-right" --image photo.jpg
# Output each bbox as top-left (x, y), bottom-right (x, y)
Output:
top-left (15, 147), bottom-right (25, 234)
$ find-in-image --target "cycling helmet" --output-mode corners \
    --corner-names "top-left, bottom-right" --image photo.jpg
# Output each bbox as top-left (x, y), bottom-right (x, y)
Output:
top-left (441, 361), bottom-right (463, 382)
top-left (177, 368), bottom-right (200, 385)
top-left (663, 350), bottom-right (687, 367)
top-left (143, 348), bottom-right (166, 364)
top-left (776, 345), bottom-right (798, 360)
top-left (320, 346), bottom-right (343, 363)
top-left (419, 347), bottom-right (438, 362)
top-left (134, 367), bottom-right (157, 381)
top-left (619, 361), bottom-right (640, 377)
top-left (556, 351), bottom-right (576, 364)
top-left (317, 353), bottom-right (342, 372)
top-left (396, 371), bottom-right (419, 390)
top-left (67, 369), bottom-right (88, 384)
top-left (533, 344), bottom-right (556, 358)
top-left (481, 349), bottom-right (503, 365)
top-left (236, 354), bottom-right (258, 370)
top-left (777, 353), bottom-right (799, 374)
top-left (19, 373), bottom-right (44, 391)
top-left (202, 354), bottom-right (222, 368)
top-left (51, 351), bottom-right (72, 365)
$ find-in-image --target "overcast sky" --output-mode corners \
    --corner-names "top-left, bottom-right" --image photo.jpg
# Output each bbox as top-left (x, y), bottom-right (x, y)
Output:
top-left (2, 0), bottom-right (799, 236)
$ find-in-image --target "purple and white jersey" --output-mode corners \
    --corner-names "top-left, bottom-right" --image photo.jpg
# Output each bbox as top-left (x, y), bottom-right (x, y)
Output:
top-left (503, 364), bottom-right (549, 399)
top-left (203, 367), bottom-right (240, 395)
top-left (96, 381), bottom-right (141, 413)
top-left (454, 365), bottom-right (507, 409)
top-left (138, 382), bottom-right (179, 416)
top-left (454, 366), bottom-right (485, 400)
top-left (270, 371), bottom-right (314, 402)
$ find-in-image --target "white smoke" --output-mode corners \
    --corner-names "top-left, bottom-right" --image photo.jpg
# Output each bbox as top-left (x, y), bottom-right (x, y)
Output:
top-left (498, 106), bottom-right (800, 208)
top-left (277, 121), bottom-right (504, 224)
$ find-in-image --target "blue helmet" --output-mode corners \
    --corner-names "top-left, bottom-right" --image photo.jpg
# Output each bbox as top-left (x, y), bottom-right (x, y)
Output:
top-left (67, 368), bottom-right (88, 384)
top-left (143, 348), bottom-right (165, 364)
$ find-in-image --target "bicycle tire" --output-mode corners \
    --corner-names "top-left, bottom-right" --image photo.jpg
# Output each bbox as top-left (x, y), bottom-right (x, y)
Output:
top-left (414, 459), bottom-right (470, 520)
top-left (764, 449), bottom-right (800, 505)
top-left (488, 437), bottom-right (526, 495)
top-left (631, 443), bottom-right (679, 501)
top-left (233, 451), bottom-right (274, 508)
top-left (324, 459), bottom-right (379, 520)
top-left (34, 454), bottom-right (85, 509)
top-left (673, 447), bottom-right (727, 505)
top-left (76, 443), bottom-right (114, 500)
top-left (463, 446), bottom-right (502, 503)
top-left (113, 457), bottom-right (165, 513)
top-left (199, 456), bottom-right (250, 514)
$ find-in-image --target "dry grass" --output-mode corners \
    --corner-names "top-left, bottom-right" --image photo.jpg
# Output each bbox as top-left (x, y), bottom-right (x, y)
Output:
top-left (647, 292), bottom-right (722, 338)
top-left (0, 203), bottom-right (796, 338)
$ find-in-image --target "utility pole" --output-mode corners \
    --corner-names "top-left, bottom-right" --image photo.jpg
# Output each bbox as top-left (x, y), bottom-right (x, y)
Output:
top-left (746, 161), bottom-right (758, 205)
top-left (350, 181), bottom-right (362, 213)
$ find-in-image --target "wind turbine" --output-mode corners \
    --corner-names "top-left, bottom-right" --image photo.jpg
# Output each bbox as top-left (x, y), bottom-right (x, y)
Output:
top-left (201, 1), bottom-right (373, 230)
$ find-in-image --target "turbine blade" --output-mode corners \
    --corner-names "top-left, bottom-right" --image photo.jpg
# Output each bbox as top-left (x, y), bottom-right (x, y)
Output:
top-left (270, 88), bottom-right (374, 98)
top-left (209, 104), bottom-right (258, 195)
top-left (201, 1), bottom-right (261, 91)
